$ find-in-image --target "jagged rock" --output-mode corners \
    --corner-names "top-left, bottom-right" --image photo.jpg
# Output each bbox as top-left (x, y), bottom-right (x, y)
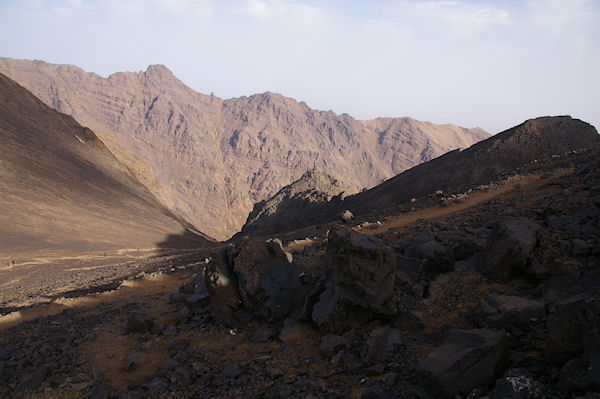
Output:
top-left (361, 327), bottom-right (402, 365)
top-left (488, 368), bottom-right (545, 399)
top-left (232, 238), bottom-right (302, 322)
top-left (340, 210), bottom-right (354, 224)
top-left (548, 291), bottom-right (600, 363)
top-left (319, 334), bottom-right (351, 357)
top-left (125, 313), bottom-right (154, 334)
top-left (483, 217), bottom-right (540, 280)
top-left (477, 294), bottom-right (545, 334)
top-left (416, 329), bottom-right (509, 398)
top-left (312, 227), bottom-right (396, 332)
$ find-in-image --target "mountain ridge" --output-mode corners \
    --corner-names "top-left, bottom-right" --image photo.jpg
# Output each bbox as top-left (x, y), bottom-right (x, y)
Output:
top-left (0, 57), bottom-right (489, 240)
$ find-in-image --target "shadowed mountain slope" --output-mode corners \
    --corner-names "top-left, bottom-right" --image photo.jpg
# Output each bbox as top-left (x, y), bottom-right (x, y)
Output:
top-left (0, 73), bottom-right (213, 264)
top-left (0, 58), bottom-right (488, 240)
top-left (344, 116), bottom-right (599, 215)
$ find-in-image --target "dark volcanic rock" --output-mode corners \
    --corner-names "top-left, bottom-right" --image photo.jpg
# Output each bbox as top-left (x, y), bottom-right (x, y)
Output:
top-left (232, 238), bottom-right (302, 322)
top-left (416, 328), bottom-right (509, 398)
top-left (312, 227), bottom-right (396, 332)
top-left (483, 217), bottom-right (540, 280)
top-left (204, 238), bottom-right (302, 325)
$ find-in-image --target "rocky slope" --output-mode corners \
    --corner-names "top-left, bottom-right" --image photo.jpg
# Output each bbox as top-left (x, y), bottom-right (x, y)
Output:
top-left (0, 73), bottom-right (214, 309)
top-left (1, 139), bottom-right (598, 399)
top-left (242, 116), bottom-right (598, 236)
top-left (344, 116), bottom-right (599, 216)
top-left (0, 58), bottom-right (488, 240)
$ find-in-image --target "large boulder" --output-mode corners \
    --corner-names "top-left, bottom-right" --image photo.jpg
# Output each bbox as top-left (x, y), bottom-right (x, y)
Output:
top-left (312, 227), bottom-right (396, 332)
top-left (483, 217), bottom-right (540, 280)
top-left (204, 238), bottom-right (302, 325)
top-left (416, 328), bottom-right (509, 398)
top-left (232, 238), bottom-right (302, 322)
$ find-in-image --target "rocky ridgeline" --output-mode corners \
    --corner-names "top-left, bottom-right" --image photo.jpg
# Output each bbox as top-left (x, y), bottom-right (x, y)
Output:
top-left (0, 58), bottom-right (488, 240)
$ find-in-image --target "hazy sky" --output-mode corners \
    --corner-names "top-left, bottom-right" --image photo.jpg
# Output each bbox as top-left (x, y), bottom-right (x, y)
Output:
top-left (1, 0), bottom-right (598, 133)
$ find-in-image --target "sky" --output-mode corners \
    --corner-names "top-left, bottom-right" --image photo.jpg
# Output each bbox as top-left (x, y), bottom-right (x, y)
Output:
top-left (0, 0), bottom-right (598, 133)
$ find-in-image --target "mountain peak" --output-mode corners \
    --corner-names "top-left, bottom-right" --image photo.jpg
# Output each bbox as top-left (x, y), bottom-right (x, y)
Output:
top-left (144, 64), bottom-right (176, 81)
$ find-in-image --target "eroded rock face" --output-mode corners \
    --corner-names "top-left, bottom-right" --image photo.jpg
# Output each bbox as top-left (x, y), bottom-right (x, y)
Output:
top-left (312, 227), bottom-right (396, 333)
top-left (416, 328), bottom-right (509, 398)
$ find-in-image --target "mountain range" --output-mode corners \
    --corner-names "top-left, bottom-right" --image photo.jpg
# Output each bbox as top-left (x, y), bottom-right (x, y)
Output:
top-left (0, 58), bottom-right (488, 240)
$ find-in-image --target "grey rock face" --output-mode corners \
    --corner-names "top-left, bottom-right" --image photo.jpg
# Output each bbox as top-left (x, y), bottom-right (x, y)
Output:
top-left (312, 227), bottom-right (396, 333)
top-left (416, 328), bottom-right (509, 398)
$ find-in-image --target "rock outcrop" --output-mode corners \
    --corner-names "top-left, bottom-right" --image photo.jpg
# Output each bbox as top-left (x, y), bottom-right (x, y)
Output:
top-left (241, 169), bottom-right (346, 236)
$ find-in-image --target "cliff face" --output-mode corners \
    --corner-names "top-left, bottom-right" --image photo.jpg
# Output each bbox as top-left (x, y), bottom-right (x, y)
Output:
top-left (0, 58), bottom-right (488, 240)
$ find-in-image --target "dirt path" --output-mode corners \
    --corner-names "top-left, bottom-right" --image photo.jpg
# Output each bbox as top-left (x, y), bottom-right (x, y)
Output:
top-left (363, 168), bottom-right (571, 235)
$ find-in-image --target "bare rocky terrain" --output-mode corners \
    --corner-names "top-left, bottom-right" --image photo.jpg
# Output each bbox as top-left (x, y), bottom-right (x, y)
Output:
top-left (0, 89), bottom-right (598, 399)
top-left (0, 73), bottom-right (214, 312)
top-left (0, 58), bottom-right (488, 240)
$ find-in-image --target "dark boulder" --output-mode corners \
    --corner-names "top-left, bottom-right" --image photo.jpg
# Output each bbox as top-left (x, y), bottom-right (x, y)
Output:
top-left (416, 328), bottom-right (509, 398)
top-left (312, 227), bottom-right (396, 333)
top-left (204, 238), bottom-right (302, 325)
top-left (483, 217), bottom-right (540, 280)
top-left (232, 238), bottom-right (302, 322)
